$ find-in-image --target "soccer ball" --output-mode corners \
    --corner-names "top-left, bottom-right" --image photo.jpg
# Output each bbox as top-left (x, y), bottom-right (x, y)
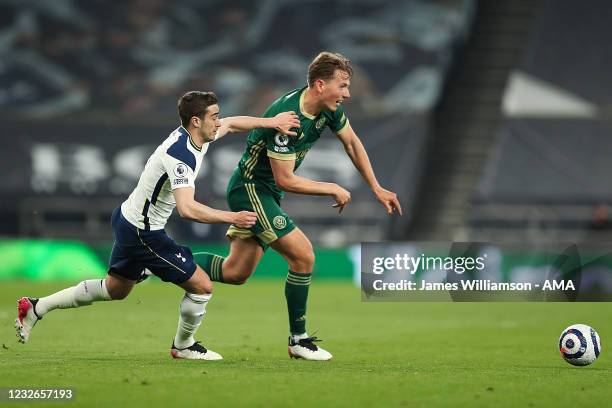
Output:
top-left (559, 324), bottom-right (601, 366)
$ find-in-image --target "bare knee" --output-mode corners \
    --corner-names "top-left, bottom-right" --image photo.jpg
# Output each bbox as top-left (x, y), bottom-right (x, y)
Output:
top-left (223, 274), bottom-right (249, 285)
top-left (188, 279), bottom-right (213, 295)
top-left (221, 260), bottom-right (255, 285)
top-left (105, 275), bottom-right (134, 300)
top-left (288, 249), bottom-right (315, 272)
top-left (109, 289), bottom-right (130, 300)
top-left (177, 267), bottom-right (213, 295)
top-left (222, 266), bottom-right (252, 285)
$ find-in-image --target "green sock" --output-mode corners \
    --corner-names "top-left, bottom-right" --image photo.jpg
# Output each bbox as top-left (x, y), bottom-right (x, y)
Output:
top-left (193, 252), bottom-right (225, 282)
top-left (285, 270), bottom-right (311, 335)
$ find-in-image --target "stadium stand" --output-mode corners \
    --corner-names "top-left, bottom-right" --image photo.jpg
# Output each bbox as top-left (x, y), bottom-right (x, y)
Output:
top-left (468, 0), bottom-right (612, 244)
top-left (0, 0), bottom-right (475, 243)
top-left (408, 0), bottom-right (539, 241)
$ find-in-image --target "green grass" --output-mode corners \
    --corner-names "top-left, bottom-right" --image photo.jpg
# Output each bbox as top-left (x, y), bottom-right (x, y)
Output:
top-left (1, 280), bottom-right (611, 408)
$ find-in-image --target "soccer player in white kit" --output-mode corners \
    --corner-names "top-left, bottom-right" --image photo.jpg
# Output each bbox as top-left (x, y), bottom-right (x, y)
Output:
top-left (15, 91), bottom-right (300, 360)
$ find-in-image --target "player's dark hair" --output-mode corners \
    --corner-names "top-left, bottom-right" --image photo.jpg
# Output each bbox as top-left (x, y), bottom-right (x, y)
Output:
top-left (307, 52), bottom-right (353, 87)
top-left (178, 91), bottom-right (218, 128)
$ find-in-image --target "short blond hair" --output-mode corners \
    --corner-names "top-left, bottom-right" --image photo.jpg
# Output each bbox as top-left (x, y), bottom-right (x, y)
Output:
top-left (307, 52), bottom-right (353, 87)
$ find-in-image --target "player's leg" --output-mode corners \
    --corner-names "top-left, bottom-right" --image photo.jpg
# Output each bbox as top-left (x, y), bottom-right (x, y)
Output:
top-left (16, 207), bottom-right (147, 344)
top-left (194, 236), bottom-right (264, 285)
top-left (224, 182), bottom-right (330, 358)
top-left (135, 227), bottom-right (222, 361)
top-left (223, 237), bottom-right (265, 284)
top-left (15, 273), bottom-right (135, 344)
top-left (270, 227), bottom-right (315, 337)
top-left (270, 228), bottom-right (332, 361)
top-left (196, 183), bottom-right (266, 284)
top-left (169, 265), bottom-right (222, 360)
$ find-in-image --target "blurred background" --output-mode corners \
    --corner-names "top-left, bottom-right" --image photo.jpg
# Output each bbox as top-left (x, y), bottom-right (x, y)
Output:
top-left (1, 0), bottom-right (611, 283)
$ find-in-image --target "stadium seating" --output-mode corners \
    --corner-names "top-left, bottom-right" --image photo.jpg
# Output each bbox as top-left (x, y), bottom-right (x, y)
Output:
top-left (0, 0), bottom-right (474, 242)
top-left (469, 0), bottom-right (612, 243)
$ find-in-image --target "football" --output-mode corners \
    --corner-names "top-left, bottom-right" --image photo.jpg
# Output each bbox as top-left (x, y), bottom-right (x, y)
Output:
top-left (559, 324), bottom-right (601, 366)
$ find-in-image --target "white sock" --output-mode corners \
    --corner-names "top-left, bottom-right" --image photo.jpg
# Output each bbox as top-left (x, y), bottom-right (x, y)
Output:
top-left (174, 292), bottom-right (211, 349)
top-left (292, 332), bottom-right (309, 341)
top-left (36, 279), bottom-right (112, 316)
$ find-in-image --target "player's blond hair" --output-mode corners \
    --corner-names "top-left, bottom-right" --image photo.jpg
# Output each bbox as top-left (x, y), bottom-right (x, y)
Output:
top-left (307, 52), bottom-right (353, 87)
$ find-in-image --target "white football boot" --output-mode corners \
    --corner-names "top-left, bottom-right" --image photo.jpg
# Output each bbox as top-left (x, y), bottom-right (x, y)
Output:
top-left (170, 341), bottom-right (223, 360)
top-left (288, 336), bottom-right (333, 361)
top-left (15, 297), bottom-right (41, 344)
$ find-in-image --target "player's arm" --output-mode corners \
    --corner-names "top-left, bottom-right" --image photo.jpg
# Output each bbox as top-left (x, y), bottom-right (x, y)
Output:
top-left (270, 157), bottom-right (352, 213)
top-left (215, 111), bottom-right (300, 139)
top-left (173, 187), bottom-right (257, 228)
top-left (335, 122), bottom-right (403, 215)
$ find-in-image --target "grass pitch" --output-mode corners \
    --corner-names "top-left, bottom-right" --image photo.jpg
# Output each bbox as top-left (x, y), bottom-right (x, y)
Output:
top-left (1, 280), bottom-right (611, 408)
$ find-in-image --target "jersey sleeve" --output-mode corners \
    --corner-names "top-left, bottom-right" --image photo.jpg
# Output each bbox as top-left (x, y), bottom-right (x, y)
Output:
top-left (266, 130), bottom-right (297, 161)
top-left (262, 99), bottom-right (298, 161)
top-left (328, 105), bottom-right (350, 135)
top-left (161, 153), bottom-right (196, 190)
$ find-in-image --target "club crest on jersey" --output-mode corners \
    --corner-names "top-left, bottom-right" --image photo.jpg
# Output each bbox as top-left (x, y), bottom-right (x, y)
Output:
top-left (174, 163), bottom-right (188, 178)
top-left (273, 215), bottom-right (287, 230)
top-left (274, 133), bottom-right (289, 147)
top-left (315, 117), bottom-right (326, 130)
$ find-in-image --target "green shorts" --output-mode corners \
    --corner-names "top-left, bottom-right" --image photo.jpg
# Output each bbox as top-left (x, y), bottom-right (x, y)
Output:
top-left (226, 182), bottom-right (296, 250)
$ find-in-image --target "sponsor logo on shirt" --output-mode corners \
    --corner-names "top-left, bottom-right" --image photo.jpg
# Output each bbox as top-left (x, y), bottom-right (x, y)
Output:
top-left (173, 178), bottom-right (188, 185)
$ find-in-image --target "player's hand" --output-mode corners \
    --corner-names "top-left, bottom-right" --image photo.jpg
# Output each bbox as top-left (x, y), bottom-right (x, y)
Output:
top-left (374, 186), bottom-right (402, 215)
top-left (273, 111), bottom-right (301, 137)
top-left (232, 211), bottom-right (258, 229)
top-left (331, 184), bottom-right (351, 214)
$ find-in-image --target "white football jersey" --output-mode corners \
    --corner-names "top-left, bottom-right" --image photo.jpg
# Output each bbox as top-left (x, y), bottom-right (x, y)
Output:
top-left (121, 126), bottom-right (211, 230)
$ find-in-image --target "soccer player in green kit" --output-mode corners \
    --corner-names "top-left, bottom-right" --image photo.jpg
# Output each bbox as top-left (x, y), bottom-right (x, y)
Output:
top-left (196, 52), bottom-right (402, 360)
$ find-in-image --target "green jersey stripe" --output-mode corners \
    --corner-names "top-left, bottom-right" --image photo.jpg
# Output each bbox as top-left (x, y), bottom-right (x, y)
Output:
top-left (244, 140), bottom-right (266, 180)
